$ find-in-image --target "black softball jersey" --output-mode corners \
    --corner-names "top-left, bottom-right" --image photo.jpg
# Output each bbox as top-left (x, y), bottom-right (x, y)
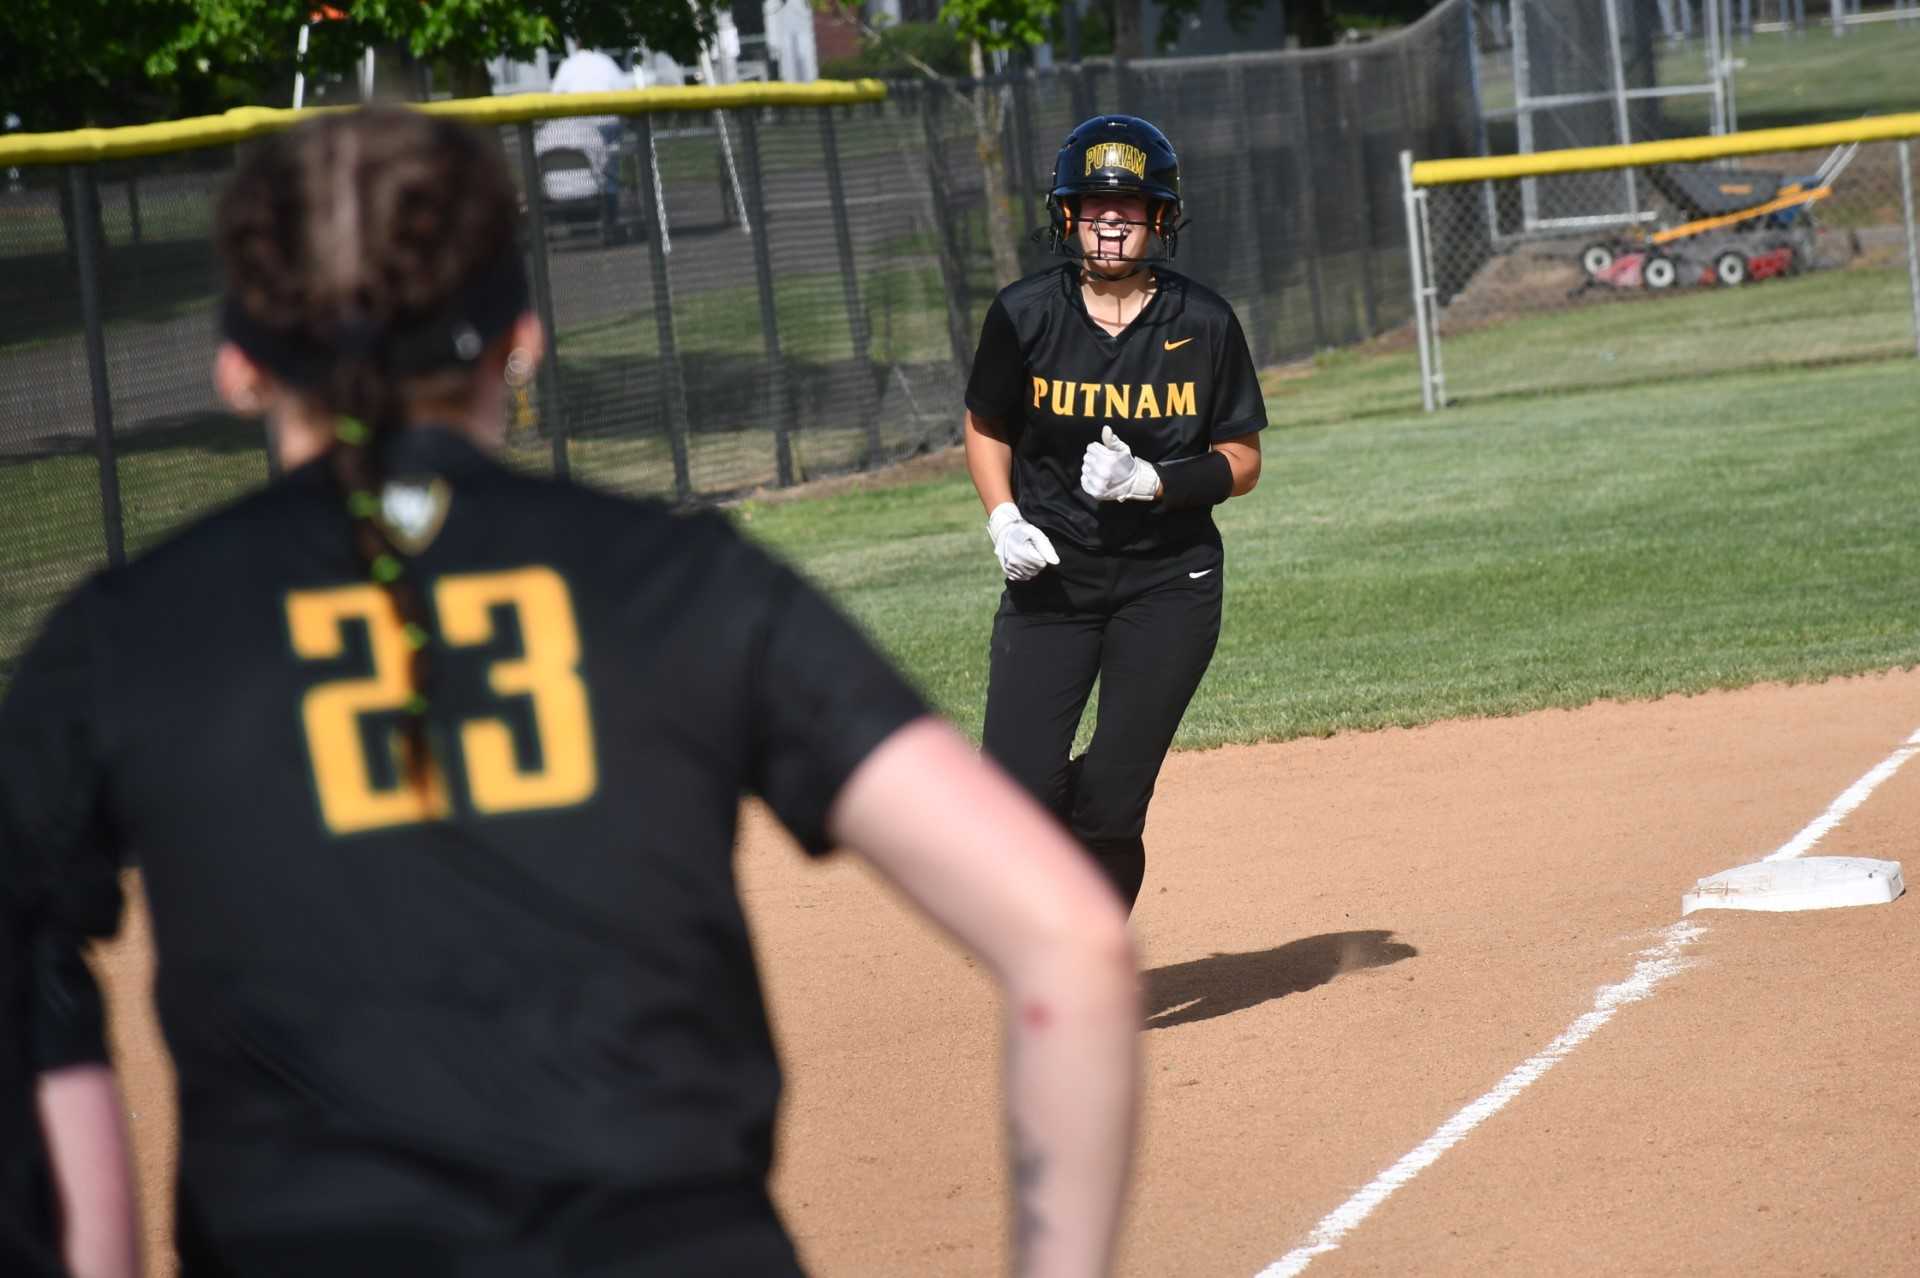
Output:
top-left (0, 428), bottom-right (926, 1270)
top-left (965, 264), bottom-right (1268, 555)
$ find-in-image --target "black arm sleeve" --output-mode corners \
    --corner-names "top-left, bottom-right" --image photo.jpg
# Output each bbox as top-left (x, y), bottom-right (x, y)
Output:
top-left (1156, 450), bottom-right (1234, 510)
top-left (964, 296), bottom-right (1027, 423)
top-left (0, 909), bottom-right (62, 1278)
top-left (30, 930), bottom-right (108, 1073)
top-left (747, 560), bottom-right (930, 856)
top-left (0, 587), bottom-right (123, 1073)
top-left (1210, 308), bottom-right (1268, 441)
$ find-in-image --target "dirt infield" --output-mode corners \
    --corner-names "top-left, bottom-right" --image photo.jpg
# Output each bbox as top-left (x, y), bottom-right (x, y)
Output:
top-left (95, 670), bottom-right (1920, 1276)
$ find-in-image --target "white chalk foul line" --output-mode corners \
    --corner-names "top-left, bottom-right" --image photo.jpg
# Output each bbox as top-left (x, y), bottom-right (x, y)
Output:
top-left (1254, 921), bottom-right (1703, 1278)
top-left (1256, 722), bottom-right (1920, 1278)
top-left (1763, 726), bottom-right (1920, 862)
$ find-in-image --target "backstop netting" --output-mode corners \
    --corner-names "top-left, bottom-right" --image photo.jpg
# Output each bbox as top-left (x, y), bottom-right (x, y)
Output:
top-left (0, 0), bottom-right (1483, 674)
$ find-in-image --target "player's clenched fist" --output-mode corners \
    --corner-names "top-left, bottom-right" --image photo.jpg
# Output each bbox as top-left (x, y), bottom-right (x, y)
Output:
top-left (1080, 426), bottom-right (1161, 503)
top-left (986, 502), bottom-right (1060, 581)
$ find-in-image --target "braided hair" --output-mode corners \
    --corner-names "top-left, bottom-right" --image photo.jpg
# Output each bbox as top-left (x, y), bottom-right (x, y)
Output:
top-left (216, 108), bottom-right (526, 789)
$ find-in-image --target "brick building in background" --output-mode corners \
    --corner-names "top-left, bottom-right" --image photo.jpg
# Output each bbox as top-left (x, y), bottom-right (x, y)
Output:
top-left (812, 4), bottom-right (864, 66)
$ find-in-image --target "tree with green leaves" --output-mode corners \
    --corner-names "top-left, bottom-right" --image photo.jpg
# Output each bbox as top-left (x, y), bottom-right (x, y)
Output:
top-left (1, 0), bottom-right (735, 132)
top-left (820, 0), bottom-right (1058, 287)
top-left (1, 0), bottom-right (198, 132)
top-left (944, 0), bottom-right (1059, 286)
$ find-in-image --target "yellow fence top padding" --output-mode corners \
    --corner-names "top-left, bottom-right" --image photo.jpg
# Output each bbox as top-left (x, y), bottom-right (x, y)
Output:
top-left (1413, 111), bottom-right (1920, 186)
top-left (0, 79), bottom-right (889, 167)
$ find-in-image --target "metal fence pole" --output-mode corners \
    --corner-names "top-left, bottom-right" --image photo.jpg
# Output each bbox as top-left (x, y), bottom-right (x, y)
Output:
top-left (1415, 177), bottom-right (1445, 407)
top-left (1069, 62), bottom-right (1094, 124)
top-left (1601, 0), bottom-right (1642, 215)
top-left (735, 109), bottom-right (795, 488)
top-left (1226, 65), bottom-right (1275, 365)
top-left (635, 116), bottom-right (693, 500)
top-left (515, 122), bottom-right (570, 480)
top-left (1287, 64), bottom-right (1330, 348)
top-left (919, 89), bottom-right (978, 375)
top-left (1466, 0), bottom-right (1503, 246)
top-left (1394, 43), bottom-right (1426, 333)
top-left (1707, 0), bottom-right (1731, 132)
top-left (1400, 152), bottom-right (1438, 414)
top-left (818, 109), bottom-right (882, 466)
top-left (1005, 73), bottom-right (1031, 238)
top-left (1900, 139), bottom-right (1920, 360)
top-left (1340, 62), bottom-right (1380, 340)
top-left (68, 166), bottom-right (125, 567)
top-left (1013, 70), bottom-right (1046, 271)
top-left (1722, 0), bottom-right (1741, 131)
top-left (1514, 0), bottom-right (1540, 228)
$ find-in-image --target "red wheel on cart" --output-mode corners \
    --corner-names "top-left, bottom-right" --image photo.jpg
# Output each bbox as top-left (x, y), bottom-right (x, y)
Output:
top-left (1643, 254), bottom-right (1678, 290)
top-left (1581, 242), bottom-right (1616, 277)
top-left (1713, 251), bottom-right (1749, 286)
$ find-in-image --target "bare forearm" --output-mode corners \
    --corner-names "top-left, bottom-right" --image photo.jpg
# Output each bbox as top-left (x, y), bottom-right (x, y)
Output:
top-left (1006, 947), bottom-right (1139, 1278)
top-left (1213, 438), bottom-right (1261, 497)
top-left (828, 721), bottom-right (1140, 1277)
top-left (965, 411), bottom-right (1016, 512)
top-left (37, 1064), bottom-right (141, 1278)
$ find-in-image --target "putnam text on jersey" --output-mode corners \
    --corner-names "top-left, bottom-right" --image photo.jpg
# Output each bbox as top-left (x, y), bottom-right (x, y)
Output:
top-left (1030, 376), bottom-right (1197, 421)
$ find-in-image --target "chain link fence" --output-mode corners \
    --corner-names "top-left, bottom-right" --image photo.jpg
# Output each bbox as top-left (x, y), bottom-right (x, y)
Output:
top-left (0, 0), bottom-right (1480, 672)
top-left (1404, 130), bottom-right (1920, 408)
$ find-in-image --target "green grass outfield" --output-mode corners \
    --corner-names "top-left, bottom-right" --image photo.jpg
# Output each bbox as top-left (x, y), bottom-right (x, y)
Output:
top-left (1288, 260), bottom-right (1919, 420)
top-left (739, 355), bottom-right (1920, 747)
top-left (3, 345), bottom-right (1916, 744)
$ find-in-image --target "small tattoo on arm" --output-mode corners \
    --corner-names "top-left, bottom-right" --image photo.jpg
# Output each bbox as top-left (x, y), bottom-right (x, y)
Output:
top-left (1012, 1116), bottom-right (1048, 1275)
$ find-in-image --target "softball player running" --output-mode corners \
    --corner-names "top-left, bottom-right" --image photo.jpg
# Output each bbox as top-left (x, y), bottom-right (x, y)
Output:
top-left (965, 115), bottom-right (1267, 915)
top-left (3, 108), bottom-right (1139, 1277)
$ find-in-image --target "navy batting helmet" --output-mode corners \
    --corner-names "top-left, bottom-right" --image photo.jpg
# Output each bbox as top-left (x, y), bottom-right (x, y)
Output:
top-left (1046, 115), bottom-right (1183, 260)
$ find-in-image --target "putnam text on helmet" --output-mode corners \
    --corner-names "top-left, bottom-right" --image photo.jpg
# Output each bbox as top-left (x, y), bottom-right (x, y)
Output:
top-left (1085, 143), bottom-right (1149, 178)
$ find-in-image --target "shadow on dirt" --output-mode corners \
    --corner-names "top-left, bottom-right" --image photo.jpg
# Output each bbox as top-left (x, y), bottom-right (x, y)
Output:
top-left (1142, 930), bottom-right (1418, 1031)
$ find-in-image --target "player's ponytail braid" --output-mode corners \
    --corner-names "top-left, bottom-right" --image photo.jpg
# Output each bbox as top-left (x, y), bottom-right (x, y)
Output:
top-left (217, 108), bottom-right (526, 794)
top-left (328, 356), bottom-right (437, 788)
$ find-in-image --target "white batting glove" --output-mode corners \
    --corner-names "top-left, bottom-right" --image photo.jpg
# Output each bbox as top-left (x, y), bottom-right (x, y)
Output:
top-left (1080, 426), bottom-right (1160, 502)
top-left (986, 502), bottom-right (1060, 582)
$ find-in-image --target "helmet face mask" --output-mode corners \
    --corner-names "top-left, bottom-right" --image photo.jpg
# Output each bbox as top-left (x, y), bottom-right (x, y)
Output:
top-left (1071, 193), bottom-right (1154, 279)
top-left (1046, 115), bottom-right (1182, 270)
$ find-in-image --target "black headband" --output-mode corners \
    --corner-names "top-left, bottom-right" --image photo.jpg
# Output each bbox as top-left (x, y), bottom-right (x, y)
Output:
top-left (221, 247), bottom-right (530, 389)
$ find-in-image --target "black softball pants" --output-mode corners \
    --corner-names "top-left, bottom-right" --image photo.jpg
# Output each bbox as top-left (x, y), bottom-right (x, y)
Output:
top-left (982, 535), bottom-right (1223, 913)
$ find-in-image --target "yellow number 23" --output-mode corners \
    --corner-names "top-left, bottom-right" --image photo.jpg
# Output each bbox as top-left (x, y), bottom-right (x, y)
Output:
top-left (286, 566), bottom-right (598, 835)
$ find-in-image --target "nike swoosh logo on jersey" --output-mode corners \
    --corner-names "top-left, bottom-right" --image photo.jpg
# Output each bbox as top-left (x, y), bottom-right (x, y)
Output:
top-left (1163, 337), bottom-right (1195, 351)
top-left (1188, 568), bottom-right (1213, 579)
